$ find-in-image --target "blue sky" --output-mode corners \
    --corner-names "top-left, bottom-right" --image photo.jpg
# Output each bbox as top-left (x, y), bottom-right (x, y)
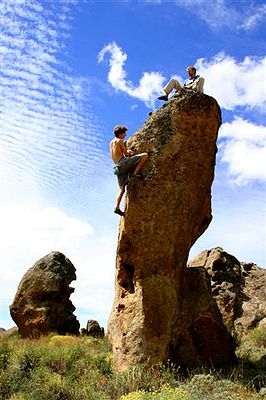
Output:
top-left (1, 0), bottom-right (265, 330)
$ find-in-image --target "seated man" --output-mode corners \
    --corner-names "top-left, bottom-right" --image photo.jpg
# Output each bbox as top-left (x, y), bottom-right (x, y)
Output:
top-left (110, 125), bottom-right (148, 217)
top-left (158, 66), bottom-right (204, 101)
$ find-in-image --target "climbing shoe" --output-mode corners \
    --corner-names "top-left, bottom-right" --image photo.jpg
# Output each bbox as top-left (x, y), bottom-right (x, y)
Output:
top-left (157, 95), bottom-right (168, 101)
top-left (114, 208), bottom-right (125, 216)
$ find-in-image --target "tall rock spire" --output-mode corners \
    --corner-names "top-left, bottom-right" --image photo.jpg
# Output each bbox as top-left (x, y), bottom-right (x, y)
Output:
top-left (108, 89), bottom-right (236, 371)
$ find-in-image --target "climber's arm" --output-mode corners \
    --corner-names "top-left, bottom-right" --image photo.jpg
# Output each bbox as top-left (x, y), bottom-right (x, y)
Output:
top-left (119, 140), bottom-right (133, 157)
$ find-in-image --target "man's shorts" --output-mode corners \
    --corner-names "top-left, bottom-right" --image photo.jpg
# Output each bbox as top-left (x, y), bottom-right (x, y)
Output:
top-left (116, 155), bottom-right (142, 187)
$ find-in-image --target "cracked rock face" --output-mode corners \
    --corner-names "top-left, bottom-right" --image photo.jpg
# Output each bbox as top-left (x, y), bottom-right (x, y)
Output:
top-left (10, 252), bottom-right (80, 338)
top-left (108, 90), bottom-right (236, 371)
top-left (189, 247), bottom-right (266, 337)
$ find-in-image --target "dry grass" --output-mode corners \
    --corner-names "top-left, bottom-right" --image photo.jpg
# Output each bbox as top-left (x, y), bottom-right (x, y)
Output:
top-left (0, 327), bottom-right (265, 400)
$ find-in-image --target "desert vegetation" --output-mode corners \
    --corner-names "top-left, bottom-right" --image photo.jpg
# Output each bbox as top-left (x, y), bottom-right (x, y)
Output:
top-left (0, 327), bottom-right (265, 400)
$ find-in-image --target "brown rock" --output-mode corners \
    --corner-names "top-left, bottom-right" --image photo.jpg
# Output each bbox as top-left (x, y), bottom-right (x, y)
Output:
top-left (108, 90), bottom-right (235, 371)
top-left (10, 251), bottom-right (80, 338)
top-left (188, 247), bottom-right (266, 337)
top-left (0, 327), bottom-right (18, 337)
top-left (236, 262), bottom-right (266, 336)
top-left (85, 320), bottom-right (105, 338)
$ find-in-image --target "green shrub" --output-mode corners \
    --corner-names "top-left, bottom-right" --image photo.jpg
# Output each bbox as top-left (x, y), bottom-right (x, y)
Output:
top-left (0, 344), bottom-right (12, 371)
top-left (120, 386), bottom-right (190, 400)
top-left (93, 354), bottom-right (113, 376)
top-left (6, 394), bottom-right (29, 400)
top-left (0, 333), bottom-right (263, 400)
top-left (245, 326), bottom-right (266, 348)
top-left (237, 326), bottom-right (266, 369)
top-left (112, 363), bottom-right (169, 396)
top-left (184, 373), bottom-right (260, 400)
top-left (17, 351), bottom-right (40, 378)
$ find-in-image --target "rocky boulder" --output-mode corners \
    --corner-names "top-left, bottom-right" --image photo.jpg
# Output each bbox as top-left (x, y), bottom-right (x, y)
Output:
top-left (10, 251), bottom-right (80, 338)
top-left (85, 320), bottom-right (105, 338)
top-left (189, 247), bottom-right (266, 337)
top-left (0, 327), bottom-right (18, 337)
top-left (108, 90), bottom-right (236, 371)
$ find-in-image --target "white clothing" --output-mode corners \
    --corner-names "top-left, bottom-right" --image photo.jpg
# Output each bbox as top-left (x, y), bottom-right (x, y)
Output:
top-left (164, 75), bottom-right (204, 95)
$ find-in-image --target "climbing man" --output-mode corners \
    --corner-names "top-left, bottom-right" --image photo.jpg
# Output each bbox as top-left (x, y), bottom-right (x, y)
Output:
top-left (158, 66), bottom-right (204, 101)
top-left (110, 125), bottom-right (148, 217)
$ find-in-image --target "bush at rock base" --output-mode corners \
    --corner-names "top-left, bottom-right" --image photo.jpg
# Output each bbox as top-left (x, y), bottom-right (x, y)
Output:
top-left (120, 387), bottom-right (189, 400)
top-left (244, 326), bottom-right (266, 348)
top-left (0, 330), bottom-right (264, 400)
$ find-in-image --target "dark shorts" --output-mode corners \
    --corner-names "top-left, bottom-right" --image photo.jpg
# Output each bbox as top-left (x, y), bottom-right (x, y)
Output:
top-left (116, 155), bottom-right (142, 187)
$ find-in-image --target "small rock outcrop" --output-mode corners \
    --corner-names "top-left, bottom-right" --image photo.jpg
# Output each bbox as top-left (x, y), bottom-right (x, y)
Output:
top-left (189, 247), bottom-right (266, 337)
top-left (10, 252), bottom-right (80, 338)
top-left (85, 320), bottom-right (105, 338)
top-left (108, 90), bottom-right (236, 371)
top-left (0, 327), bottom-right (18, 337)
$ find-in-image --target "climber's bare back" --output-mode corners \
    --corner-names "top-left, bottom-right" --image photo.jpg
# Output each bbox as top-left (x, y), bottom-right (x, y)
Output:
top-left (110, 138), bottom-right (127, 164)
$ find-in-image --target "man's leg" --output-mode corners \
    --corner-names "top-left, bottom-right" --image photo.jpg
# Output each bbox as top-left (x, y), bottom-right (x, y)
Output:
top-left (114, 185), bottom-right (125, 216)
top-left (158, 78), bottom-right (182, 101)
top-left (163, 78), bottom-right (182, 95)
top-left (132, 153), bottom-right (148, 176)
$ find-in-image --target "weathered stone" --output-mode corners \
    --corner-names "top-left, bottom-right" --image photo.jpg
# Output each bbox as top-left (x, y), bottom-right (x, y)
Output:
top-left (0, 327), bottom-right (18, 337)
top-left (108, 90), bottom-right (236, 371)
top-left (10, 251), bottom-right (80, 338)
top-left (188, 247), bottom-right (266, 337)
top-left (86, 320), bottom-right (105, 338)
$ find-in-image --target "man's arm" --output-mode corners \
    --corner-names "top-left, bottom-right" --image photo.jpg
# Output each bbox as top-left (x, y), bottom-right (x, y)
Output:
top-left (119, 139), bottom-right (132, 157)
top-left (193, 76), bottom-right (204, 93)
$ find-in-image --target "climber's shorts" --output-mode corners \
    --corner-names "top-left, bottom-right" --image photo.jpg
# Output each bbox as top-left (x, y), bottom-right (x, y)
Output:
top-left (115, 155), bottom-right (143, 187)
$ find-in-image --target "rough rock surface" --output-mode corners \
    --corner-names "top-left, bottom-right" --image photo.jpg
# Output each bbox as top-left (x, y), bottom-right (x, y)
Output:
top-left (10, 252), bottom-right (80, 338)
top-left (108, 90), bottom-right (236, 371)
top-left (189, 247), bottom-right (266, 337)
top-left (85, 320), bottom-right (105, 338)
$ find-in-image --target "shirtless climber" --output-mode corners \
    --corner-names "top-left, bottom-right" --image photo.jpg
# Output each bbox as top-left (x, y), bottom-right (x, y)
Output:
top-left (158, 66), bottom-right (204, 101)
top-left (110, 125), bottom-right (148, 217)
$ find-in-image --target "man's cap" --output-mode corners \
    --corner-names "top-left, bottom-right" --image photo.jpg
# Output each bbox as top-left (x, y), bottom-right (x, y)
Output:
top-left (113, 125), bottom-right (128, 134)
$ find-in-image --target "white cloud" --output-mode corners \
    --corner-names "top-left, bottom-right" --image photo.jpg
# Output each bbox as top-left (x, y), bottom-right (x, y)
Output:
top-left (0, 206), bottom-right (93, 276)
top-left (98, 45), bottom-right (266, 112)
top-left (71, 236), bottom-right (116, 329)
top-left (178, 0), bottom-right (238, 30)
top-left (1, 0), bottom-right (109, 213)
top-left (173, 0), bottom-right (266, 31)
top-left (218, 118), bottom-right (266, 184)
top-left (240, 4), bottom-right (266, 31)
top-left (196, 53), bottom-right (266, 111)
top-left (0, 0), bottom-right (114, 329)
top-left (190, 182), bottom-right (266, 267)
top-left (0, 204), bottom-right (116, 330)
top-left (98, 41), bottom-right (165, 108)
top-left (219, 117), bottom-right (266, 143)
